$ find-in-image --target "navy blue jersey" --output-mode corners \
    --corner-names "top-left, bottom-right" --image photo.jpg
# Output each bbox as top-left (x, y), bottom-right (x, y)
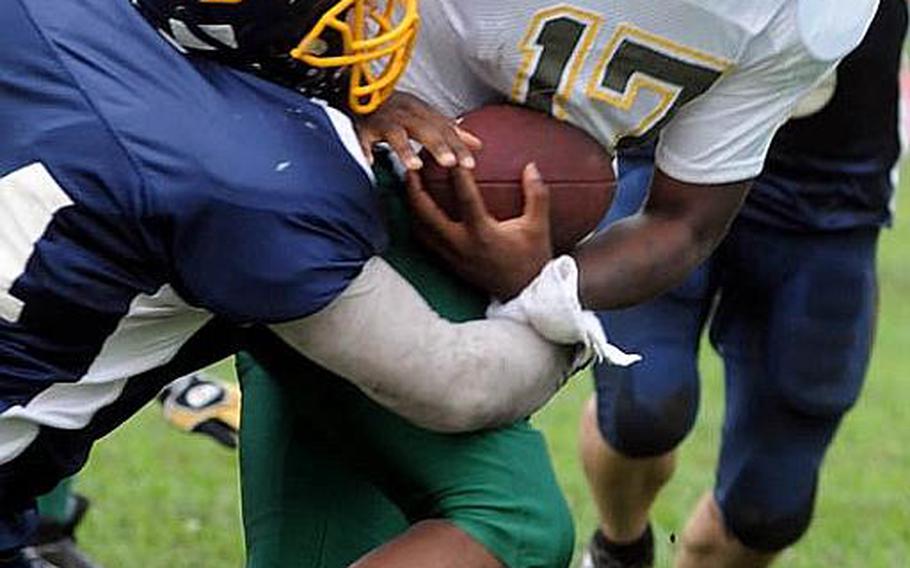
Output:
top-left (740, 0), bottom-right (908, 231)
top-left (0, 0), bottom-right (384, 463)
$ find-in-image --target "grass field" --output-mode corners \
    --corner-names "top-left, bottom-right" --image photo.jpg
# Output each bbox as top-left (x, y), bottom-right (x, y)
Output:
top-left (76, 169), bottom-right (910, 566)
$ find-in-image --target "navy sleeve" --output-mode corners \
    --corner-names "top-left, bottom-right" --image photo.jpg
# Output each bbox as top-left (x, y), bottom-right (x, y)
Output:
top-left (150, 95), bottom-right (388, 323)
top-left (78, 25), bottom-right (393, 324)
top-left (173, 193), bottom-right (384, 323)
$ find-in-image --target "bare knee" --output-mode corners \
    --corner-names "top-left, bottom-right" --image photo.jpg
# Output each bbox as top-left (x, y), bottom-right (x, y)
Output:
top-left (677, 495), bottom-right (778, 568)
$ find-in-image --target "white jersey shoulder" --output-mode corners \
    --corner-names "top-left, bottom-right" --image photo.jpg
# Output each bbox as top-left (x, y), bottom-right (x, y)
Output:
top-left (401, 0), bottom-right (878, 184)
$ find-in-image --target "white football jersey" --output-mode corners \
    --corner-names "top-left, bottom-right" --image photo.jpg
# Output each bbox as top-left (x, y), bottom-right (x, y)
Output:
top-left (400, 0), bottom-right (879, 184)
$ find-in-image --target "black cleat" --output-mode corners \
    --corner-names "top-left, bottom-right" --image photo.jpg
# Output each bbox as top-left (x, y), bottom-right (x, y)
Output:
top-left (31, 495), bottom-right (102, 568)
top-left (580, 524), bottom-right (654, 568)
top-left (1, 548), bottom-right (58, 568)
top-left (30, 539), bottom-right (98, 568)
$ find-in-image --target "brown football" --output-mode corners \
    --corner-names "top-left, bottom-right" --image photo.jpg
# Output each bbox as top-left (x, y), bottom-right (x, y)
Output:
top-left (419, 104), bottom-right (615, 254)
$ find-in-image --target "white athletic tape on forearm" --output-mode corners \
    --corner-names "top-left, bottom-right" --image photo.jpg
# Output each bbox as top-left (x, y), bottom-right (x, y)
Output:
top-left (487, 256), bottom-right (641, 368)
top-left (270, 257), bottom-right (575, 433)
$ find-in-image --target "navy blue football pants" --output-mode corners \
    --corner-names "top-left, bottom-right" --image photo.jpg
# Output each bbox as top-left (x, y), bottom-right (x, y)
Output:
top-left (593, 156), bottom-right (879, 552)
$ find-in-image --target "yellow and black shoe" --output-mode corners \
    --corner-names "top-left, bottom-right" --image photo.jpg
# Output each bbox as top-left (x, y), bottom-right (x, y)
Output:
top-left (158, 373), bottom-right (241, 449)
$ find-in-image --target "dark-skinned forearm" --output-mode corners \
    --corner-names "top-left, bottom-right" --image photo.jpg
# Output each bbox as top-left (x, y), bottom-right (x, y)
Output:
top-left (573, 174), bottom-right (749, 310)
top-left (573, 213), bottom-right (715, 309)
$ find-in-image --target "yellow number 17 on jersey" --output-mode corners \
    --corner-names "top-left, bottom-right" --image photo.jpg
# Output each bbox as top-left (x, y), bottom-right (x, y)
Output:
top-left (512, 6), bottom-right (731, 148)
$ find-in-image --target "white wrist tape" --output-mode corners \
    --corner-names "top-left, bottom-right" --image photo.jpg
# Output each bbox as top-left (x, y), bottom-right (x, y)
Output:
top-left (486, 256), bottom-right (642, 368)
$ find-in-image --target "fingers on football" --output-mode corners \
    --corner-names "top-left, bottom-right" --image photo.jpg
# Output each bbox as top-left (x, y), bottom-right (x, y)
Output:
top-left (420, 138), bottom-right (458, 168)
top-left (454, 126), bottom-right (483, 151)
top-left (384, 124), bottom-right (423, 170)
top-left (451, 134), bottom-right (477, 170)
top-left (443, 125), bottom-right (478, 169)
top-left (437, 123), bottom-right (479, 169)
top-left (407, 172), bottom-right (465, 266)
top-left (408, 108), bottom-right (476, 169)
top-left (412, 121), bottom-right (471, 169)
top-left (521, 162), bottom-right (550, 223)
top-left (450, 167), bottom-right (495, 229)
top-left (405, 171), bottom-right (463, 241)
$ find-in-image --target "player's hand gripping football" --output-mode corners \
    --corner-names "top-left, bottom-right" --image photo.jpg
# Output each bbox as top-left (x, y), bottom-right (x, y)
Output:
top-left (158, 373), bottom-right (241, 449)
top-left (356, 91), bottom-right (482, 170)
top-left (406, 163), bottom-right (555, 300)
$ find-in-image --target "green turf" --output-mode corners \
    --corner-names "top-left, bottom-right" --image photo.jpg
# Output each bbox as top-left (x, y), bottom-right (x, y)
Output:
top-left (77, 175), bottom-right (910, 566)
top-left (77, 359), bottom-right (243, 567)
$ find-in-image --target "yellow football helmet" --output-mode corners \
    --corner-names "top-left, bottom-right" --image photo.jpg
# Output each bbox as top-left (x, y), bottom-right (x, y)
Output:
top-left (292, 0), bottom-right (420, 114)
top-left (136, 0), bottom-right (419, 114)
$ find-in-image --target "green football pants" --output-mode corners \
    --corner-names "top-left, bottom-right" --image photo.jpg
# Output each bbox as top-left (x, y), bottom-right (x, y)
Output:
top-left (238, 166), bottom-right (574, 568)
top-left (36, 478), bottom-right (75, 525)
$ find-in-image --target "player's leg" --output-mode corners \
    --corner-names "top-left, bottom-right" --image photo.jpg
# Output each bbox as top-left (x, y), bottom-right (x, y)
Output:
top-left (677, 220), bottom-right (879, 566)
top-left (35, 479), bottom-right (75, 527)
top-left (350, 520), bottom-right (501, 568)
top-left (580, 271), bottom-right (712, 566)
top-left (579, 399), bottom-right (674, 545)
top-left (676, 494), bottom-right (773, 568)
top-left (240, 333), bottom-right (574, 568)
top-left (238, 351), bottom-right (409, 568)
top-left (32, 478), bottom-right (100, 568)
top-left (343, 409), bottom-right (572, 568)
top-left (242, 350), bottom-right (478, 568)
top-left (580, 151), bottom-right (715, 567)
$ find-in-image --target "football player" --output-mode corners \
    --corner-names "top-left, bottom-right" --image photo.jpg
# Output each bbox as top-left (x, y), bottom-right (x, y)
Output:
top-left (383, 0), bottom-right (879, 312)
top-left (239, 1), bottom-right (880, 567)
top-left (0, 0), bottom-right (601, 565)
top-left (578, 1), bottom-right (907, 566)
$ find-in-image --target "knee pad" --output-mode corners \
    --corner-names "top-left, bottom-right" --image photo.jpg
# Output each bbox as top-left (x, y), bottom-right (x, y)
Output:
top-left (718, 485), bottom-right (816, 552)
top-left (594, 362), bottom-right (698, 458)
top-left (714, 387), bottom-right (840, 552)
top-left (770, 246), bottom-right (875, 418)
top-left (773, 315), bottom-right (870, 418)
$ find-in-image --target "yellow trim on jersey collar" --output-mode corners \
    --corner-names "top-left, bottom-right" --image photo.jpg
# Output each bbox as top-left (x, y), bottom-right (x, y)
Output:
top-left (291, 0), bottom-right (420, 114)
